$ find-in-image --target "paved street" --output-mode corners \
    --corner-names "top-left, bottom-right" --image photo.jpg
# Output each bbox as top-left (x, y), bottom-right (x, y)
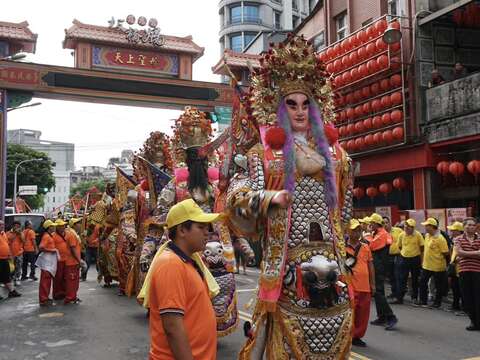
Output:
top-left (0, 269), bottom-right (479, 360)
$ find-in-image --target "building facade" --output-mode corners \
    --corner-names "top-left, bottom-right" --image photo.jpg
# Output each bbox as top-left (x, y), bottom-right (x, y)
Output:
top-left (7, 129), bottom-right (74, 214)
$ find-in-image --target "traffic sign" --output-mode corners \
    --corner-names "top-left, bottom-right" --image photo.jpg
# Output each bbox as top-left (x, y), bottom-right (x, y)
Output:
top-left (18, 185), bottom-right (37, 195)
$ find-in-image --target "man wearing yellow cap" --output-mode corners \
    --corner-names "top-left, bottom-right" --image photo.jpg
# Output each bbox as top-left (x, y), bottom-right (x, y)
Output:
top-left (148, 199), bottom-right (219, 360)
top-left (395, 219), bottom-right (424, 304)
top-left (418, 218), bottom-right (449, 308)
top-left (52, 219), bottom-right (70, 300)
top-left (367, 213), bottom-right (398, 330)
top-left (38, 220), bottom-right (57, 305)
top-left (447, 221), bottom-right (464, 311)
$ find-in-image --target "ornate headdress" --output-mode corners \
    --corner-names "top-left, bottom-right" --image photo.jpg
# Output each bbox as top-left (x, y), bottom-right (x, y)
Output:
top-left (135, 131), bottom-right (173, 173)
top-left (247, 35), bottom-right (336, 126)
top-left (173, 106), bottom-right (213, 149)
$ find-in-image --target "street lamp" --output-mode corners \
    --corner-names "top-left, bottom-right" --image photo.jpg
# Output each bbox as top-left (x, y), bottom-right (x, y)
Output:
top-left (0, 53), bottom-right (27, 61)
top-left (7, 102), bottom-right (42, 112)
top-left (13, 158), bottom-right (42, 210)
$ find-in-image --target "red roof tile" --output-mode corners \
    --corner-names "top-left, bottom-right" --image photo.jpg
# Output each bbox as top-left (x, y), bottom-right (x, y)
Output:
top-left (63, 19), bottom-right (204, 62)
top-left (212, 49), bottom-right (260, 75)
top-left (0, 21), bottom-right (37, 52)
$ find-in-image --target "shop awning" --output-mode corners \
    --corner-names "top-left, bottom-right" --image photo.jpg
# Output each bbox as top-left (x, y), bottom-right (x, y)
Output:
top-left (418, 0), bottom-right (473, 26)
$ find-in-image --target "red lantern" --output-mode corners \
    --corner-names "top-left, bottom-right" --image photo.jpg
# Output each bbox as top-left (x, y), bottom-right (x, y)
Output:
top-left (376, 38), bottom-right (388, 52)
top-left (341, 39), bottom-right (349, 53)
top-left (379, 182), bottom-right (393, 195)
top-left (373, 132), bottom-right (383, 145)
top-left (381, 95), bottom-right (392, 109)
top-left (334, 75), bottom-right (343, 88)
top-left (372, 99), bottom-right (382, 112)
top-left (391, 91), bottom-right (403, 106)
top-left (366, 43), bottom-right (376, 57)
top-left (342, 55), bottom-right (351, 68)
top-left (382, 112), bottom-right (392, 126)
top-left (390, 20), bottom-right (401, 30)
top-left (346, 108), bottom-right (355, 120)
top-left (336, 95), bottom-right (345, 107)
top-left (390, 42), bottom-right (401, 53)
top-left (361, 86), bottom-right (371, 98)
top-left (339, 110), bottom-right (346, 123)
top-left (390, 74), bottom-right (402, 88)
top-left (391, 109), bottom-right (403, 123)
top-left (375, 19), bottom-right (388, 35)
top-left (449, 161), bottom-right (465, 179)
top-left (363, 102), bottom-right (372, 114)
top-left (377, 55), bottom-right (389, 69)
top-left (357, 30), bottom-right (367, 45)
top-left (467, 160), bottom-right (480, 176)
top-left (358, 64), bottom-right (368, 78)
top-left (372, 115), bottom-right (383, 128)
top-left (380, 79), bottom-right (391, 91)
top-left (338, 125), bottom-right (345, 137)
top-left (366, 25), bottom-right (376, 40)
top-left (353, 187), bottom-right (365, 199)
top-left (326, 63), bottom-right (335, 74)
top-left (349, 51), bottom-right (358, 65)
top-left (382, 129), bottom-right (393, 143)
top-left (391, 56), bottom-right (401, 70)
top-left (317, 51), bottom-right (327, 63)
top-left (353, 90), bottom-right (363, 102)
top-left (345, 93), bottom-right (354, 105)
top-left (342, 71), bottom-right (352, 84)
top-left (351, 67), bottom-right (360, 81)
top-left (367, 59), bottom-right (378, 74)
top-left (366, 186), bottom-right (378, 198)
top-left (347, 139), bottom-right (356, 152)
top-left (355, 121), bottom-right (365, 134)
top-left (364, 134), bottom-right (374, 147)
top-left (327, 47), bottom-right (335, 59)
top-left (393, 177), bottom-right (407, 190)
top-left (357, 46), bottom-right (367, 61)
top-left (355, 137), bottom-right (365, 151)
top-left (370, 82), bottom-right (380, 96)
top-left (346, 123), bottom-right (355, 135)
top-left (363, 117), bottom-right (373, 130)
top-left (437, 161), bottom-right (450, 176)
top-left (334, 59), bottom-right (343, 72)
top-left (354, 105), bottom-right (364, 118)
top-left (392, 126), bottom-right (404, 140)
top-left (334, 43), bottom-right (342, 56)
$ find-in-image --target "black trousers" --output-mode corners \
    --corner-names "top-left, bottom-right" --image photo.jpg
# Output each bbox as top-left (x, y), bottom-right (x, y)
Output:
top-left (22, 251), bottom-right (37, 278)
top-left (372, 247), bottom-right (396, 320)
top-left (450, 275), bottom-right (462, 309)
top-left (399, 255), bottom-right (421, 301)
top-left (386, 254), bottom-right (399, 297)
top-left (419, 269), bottom-right (447, 305)
top-left (460, 272), bottom-right (480, 327)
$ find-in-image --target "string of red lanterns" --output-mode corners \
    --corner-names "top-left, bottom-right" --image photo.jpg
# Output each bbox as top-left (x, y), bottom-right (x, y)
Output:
top-left (353, 176), bottom-right (408, 200)
top-left (436, 160), bottom-right (480, 179)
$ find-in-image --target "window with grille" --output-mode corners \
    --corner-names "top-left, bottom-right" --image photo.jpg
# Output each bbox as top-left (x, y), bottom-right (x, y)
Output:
top-left (336, 12), bottom-right (348, 40)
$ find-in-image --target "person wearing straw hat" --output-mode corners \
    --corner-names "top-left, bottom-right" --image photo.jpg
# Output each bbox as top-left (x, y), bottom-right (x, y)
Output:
top-left (395, 219), bottom-right (424, 304)
top-left (346, 219), bottom-right (375, 347)
top-left (367, 213), bottom-right (398, 330)
top-left (418, 218), bottom-right (449, 308)
top-left (448, 221), bottom-right (464, 312)
top-left (148, 199), bottom-right (220, 360)
top-left (38, 220), bottom-right (57, 306)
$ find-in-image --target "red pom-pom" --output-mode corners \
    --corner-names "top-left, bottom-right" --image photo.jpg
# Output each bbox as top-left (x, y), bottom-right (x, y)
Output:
top-left (324, 123), bottom-right (339, 145)
top-left (140, 179), bottom-right (149, 191)
top-left (265, 126), bottom-right (286, 150)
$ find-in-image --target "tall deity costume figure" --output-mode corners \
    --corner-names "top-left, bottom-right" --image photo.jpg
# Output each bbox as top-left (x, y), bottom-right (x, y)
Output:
top-left (156, 107), bottom-right (238, 337)
top-left (225, 36), bottom-right (354, 359)
top-left (130, 131), bottom-right (173, 296)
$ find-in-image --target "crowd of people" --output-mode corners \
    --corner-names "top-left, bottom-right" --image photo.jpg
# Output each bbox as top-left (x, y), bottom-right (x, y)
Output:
top-left (346, 213), bottom-right (480, 347)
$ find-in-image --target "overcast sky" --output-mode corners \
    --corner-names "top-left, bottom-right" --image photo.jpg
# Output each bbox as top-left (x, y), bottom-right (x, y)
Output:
top-left (4, 0), bottom-right (220, 168)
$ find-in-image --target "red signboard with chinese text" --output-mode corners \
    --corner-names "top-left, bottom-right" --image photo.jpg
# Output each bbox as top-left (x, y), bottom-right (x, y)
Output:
top-left (0, 67), bottom-right (40, 85)
top-left (92, 46), bottom-right (179, 76)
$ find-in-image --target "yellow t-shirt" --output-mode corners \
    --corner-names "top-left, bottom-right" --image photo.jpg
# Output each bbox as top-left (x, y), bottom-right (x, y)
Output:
top-left (389, 227), bottom-right (404, 255)
top-left (422, 233), bottom-right (449, 272)
top-left (399, 230), bottom-right (424, 258)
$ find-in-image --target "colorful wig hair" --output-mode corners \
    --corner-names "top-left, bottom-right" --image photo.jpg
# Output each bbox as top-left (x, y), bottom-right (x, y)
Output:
top-left (276, 97), bottom-right (337, 208)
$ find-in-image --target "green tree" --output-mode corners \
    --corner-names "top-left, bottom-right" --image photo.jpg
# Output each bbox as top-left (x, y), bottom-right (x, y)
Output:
top-left (70, 179), bottom-right (106, 198)
top-left (6, 144), bottom-right (55, 210)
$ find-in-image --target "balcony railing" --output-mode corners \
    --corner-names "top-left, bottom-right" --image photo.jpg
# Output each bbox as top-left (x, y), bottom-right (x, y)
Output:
top-left (226, 17), bottom-right (263, 26)
top-left (271, 0), bottom-right (282, 4)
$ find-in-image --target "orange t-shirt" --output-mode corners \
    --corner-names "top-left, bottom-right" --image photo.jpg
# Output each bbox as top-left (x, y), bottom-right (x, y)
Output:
top-left (39, 232), bottom-right (56, 252)
top-left (368, 227), bottom-right (390, 252)
top-left (8, 231), bottom-right (24, 257)
top-left (346, 243), bottom-right (373, 293)
top-left (87, 225), bottom-right (101, 248)
top-left (53, 232), bottom-right (70, 262)
top-left (0, 232), bottom-right (11, 259)
top-left (64, 229), bottom-right (81, 266)
top-left (149, 249), bottom-right (217, 360)
top-left (23, 229), bottom-right (37, 252)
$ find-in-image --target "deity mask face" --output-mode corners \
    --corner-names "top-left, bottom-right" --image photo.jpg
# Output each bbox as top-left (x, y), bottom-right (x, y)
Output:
top-left (285, 93), bottom-right (310, 132)
top-left (203, 241), bottom-right (225, 269)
